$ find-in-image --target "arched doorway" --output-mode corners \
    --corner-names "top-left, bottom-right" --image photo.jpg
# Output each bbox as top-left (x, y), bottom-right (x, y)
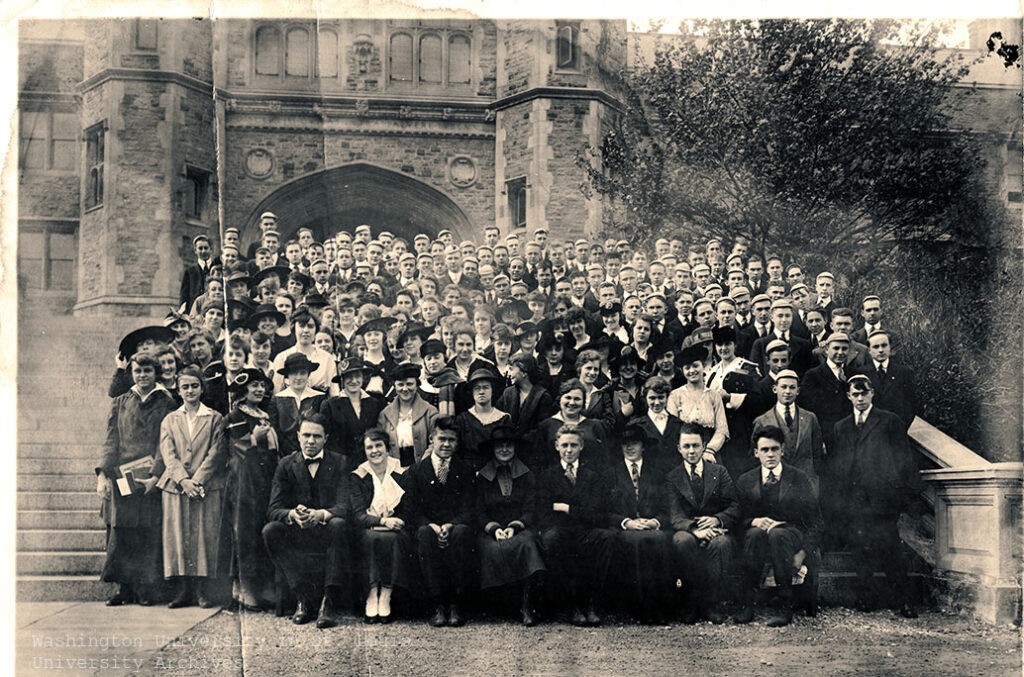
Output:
top-left (242, 162), bottom-right (474, 247)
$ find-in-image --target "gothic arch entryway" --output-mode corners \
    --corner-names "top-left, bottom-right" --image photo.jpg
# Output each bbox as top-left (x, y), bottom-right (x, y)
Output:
top-left (242, 162), bottom-right (474, 247)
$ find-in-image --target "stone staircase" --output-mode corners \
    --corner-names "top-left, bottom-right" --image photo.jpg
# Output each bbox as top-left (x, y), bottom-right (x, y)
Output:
top-left (16, 313), bottom-right (153, 601)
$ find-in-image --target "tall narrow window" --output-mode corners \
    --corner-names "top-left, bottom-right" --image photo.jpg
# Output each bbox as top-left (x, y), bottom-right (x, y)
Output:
top-left (448, 34), bottom-right (471, 84)
top-left (85, 123), bottom-right (104, 209)
top-left (255, 26), bottom-right (280, 75)
top-left (286, 28), bottom-right (310, 76)
top-left (419, 34), bottom-right (442, 83)
top-left (49, 231), bottom-right (76, 290)
top-left (317, 28), bottom-right (338, 78)
top-left (389, 33), bottom-right (412, 81)
top-left (184, 167), bottom-right (209, 221)
top-left (507, 178), bottom-right (527, 229)
top-left (135, 19), bottom-right (158, 50)
top-left (556, 21), bottom-right (580, 70)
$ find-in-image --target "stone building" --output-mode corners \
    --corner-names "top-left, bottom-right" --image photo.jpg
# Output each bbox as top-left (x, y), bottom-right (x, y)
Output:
top-left (13, 18), bottom-right (1021, 602)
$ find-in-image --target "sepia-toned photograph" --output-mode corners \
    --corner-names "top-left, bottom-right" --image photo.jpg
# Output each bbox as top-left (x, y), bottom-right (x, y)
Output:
top-left (8, 2), bottom-right (1023, 675)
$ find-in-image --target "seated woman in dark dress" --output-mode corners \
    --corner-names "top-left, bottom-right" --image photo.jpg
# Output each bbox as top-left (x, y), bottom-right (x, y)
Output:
top-left (475, 424), bottom-right (547, 625)
top-left (349, 429), bottom-right (412, 624)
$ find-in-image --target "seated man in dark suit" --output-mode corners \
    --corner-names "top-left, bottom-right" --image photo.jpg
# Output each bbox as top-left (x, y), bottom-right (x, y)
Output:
top-left (734, 425), bottom-right (822, 627)
top-left (831, 375), bottom-right (919, 618)
top-left (537, 425), bottom-right (614, 626)
top-left (262, 413), bottom-right (350, 628)
top-left (851, 329), bottom-right (917, 431)
top-left (402, 416), bottom-right (475, 626)
top-left (604, 425), bottom-right (672, 623)
top-left (665, 423), bottom-right (740, 624)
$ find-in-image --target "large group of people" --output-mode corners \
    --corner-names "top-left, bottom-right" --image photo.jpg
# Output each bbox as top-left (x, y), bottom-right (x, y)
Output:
top-left (97, 215), bottom-right (923, 629)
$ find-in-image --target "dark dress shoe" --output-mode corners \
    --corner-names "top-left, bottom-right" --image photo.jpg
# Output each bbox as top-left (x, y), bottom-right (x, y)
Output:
top-left (167, 597), bottom-right (193, 609)
top-left (429, 605), bottom-right (448, 627)
top-left (106, 588), bottom-right (133, 606)
top-left (570, 608), bottom-right (588, 626)
top-left (292, 598), bottom-right (315, 625)
top-left (197, 594), bottom-right (218, 609)
top-left (897, 603), bottom-right (919, 619)
top-left (378, 614), bottom-right (393, 625)
top-left (316, 598), bottom-right (341, 629)
top-left (733, 605), bottom-right (755, 624)
top-left (364, 615), bottom-right (379, 624)
top-left (766, 608), bottom-right (793, 627)
top-left (448, 604), bottom-right (466, 627)
top-left (585, 604), bottom-right (601, 627)
top-left (702, 605), bottom-right (726, 625)
top-left (136, 596), bottom-right (156, 607)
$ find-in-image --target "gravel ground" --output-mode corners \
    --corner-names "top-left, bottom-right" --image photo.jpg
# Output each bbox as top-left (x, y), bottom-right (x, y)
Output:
top-left (133, 606), bottom-right (1021, 677)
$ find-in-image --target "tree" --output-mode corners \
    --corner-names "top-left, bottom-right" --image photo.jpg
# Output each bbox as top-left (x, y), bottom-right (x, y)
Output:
top-left (581, 19), bottom-right (998, 276)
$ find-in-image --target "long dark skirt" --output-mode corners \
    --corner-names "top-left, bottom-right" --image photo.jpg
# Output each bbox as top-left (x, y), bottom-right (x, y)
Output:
top-left (478, 529), bottom-right (547, 589)
top-left (101, 489), bottom-right (162, 587)
top-left (223, 452), bottom-right (277, 605)
top-left (355, 528), bottom-right (412, 589)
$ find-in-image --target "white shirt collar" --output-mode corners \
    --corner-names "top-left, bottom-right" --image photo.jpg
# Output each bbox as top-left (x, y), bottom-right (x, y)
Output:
top-left (560, 459), bottom-right (576, 472)
top-left (854, 405), bottom-right (873, 422)
top-left (761, 463), bottom-right (783, 482)
top-left (131, 383), bottom-right (168, 403)
top-left (277, 386), bottom-right (323, 402)
top-left (625, 457), bottom-right (643, 473)
top-left (776, 402), bottom-right (795, 418)
top-left (302, 450), bottom-right (324, 463)
top-left (178, 402), bottom-right (214, 417)
top-left (685, 459), bottom-right (703, 478)
top-left (875, 359), bottom-right (889, 371)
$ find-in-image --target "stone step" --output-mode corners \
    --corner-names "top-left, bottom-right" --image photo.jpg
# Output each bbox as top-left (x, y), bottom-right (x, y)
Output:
top-left (18, 458), bottom-right (99, 475)
top-left (17, 509), bottom-right (105, 530)
top-left (18, 473), bottom-right (97, 492)
top-left (18, 492), bottom-right (99, 511)
top-left (17, 551), bottom-right (106, 575)
top-left (19, 429), bottom-right (107, 444)
top-left (18, 444), bottom-right (104, 460)
top-left (16, 575), bottom-right (116, 602)
top-left (17, 529), bottom-right (106, 551)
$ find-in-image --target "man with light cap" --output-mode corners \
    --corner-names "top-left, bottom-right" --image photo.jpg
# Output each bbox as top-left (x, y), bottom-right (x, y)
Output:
top-left (788, 282), bottom-right (813, 339)
top-left (244, 212), bottom-right (279, 259)
top-left (413, 232), bottom-right (431, 254)
top-left (354, 224), bottom-right (372, 244)
top-left (749, 298), bottom-right (811, 376)
top-left (751, 369), bottom-right (823, 485)
top-left (730, 287), bottom-right (751, 327)
top-left (798, 331), bottom-right (853, 454)
top-left (814, 271), bottom-right (837, 317)
top-left (437, 229), bottom-right (453, 247)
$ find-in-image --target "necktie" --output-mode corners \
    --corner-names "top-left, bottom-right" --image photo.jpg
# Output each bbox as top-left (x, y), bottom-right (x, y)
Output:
top-left (564, 463), bottom-right (576, 486)
top-left (437, 459), bottom-right (449, 484)
top-left (878, 364), bottom-right (886, 379)
top-left (689, 464), bottom-right (704, 504)
top-left (856, 413), bottom-right (864, 429)
top-left (765, 470), bottom-right (778, 486)
top-left (758, 325), bottom-right (766, 338)
top-left (838, 367), bottom-right (846, 382)
top-left (630, 462), bottom-right (640, 500)
top-left (784, 405), bottom-right (794, 429)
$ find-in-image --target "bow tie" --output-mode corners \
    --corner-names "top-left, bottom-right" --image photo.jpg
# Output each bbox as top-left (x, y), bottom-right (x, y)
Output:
top-left (303, 456), bottom-right (321, 466)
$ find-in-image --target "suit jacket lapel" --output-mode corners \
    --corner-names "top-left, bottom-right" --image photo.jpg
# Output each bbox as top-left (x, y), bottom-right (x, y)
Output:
top-left (293, 455), bottom-right (313, 501)
top-left (794, 409), bottom-right (809, 450)
top-left (672, 470), bottom-right (695, 506)
top-left (858, 410), bottom-right (881, 444)
top-left (778, 467), bottom-right (791, 504)
top-left (702, 466), bottom-right (719, 509)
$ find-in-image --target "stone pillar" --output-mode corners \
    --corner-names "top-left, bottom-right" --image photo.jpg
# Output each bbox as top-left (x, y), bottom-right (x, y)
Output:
top-left (74, 18), bottom-right (215, 317)
top-left (922, 463), bottom-right (1023, 624)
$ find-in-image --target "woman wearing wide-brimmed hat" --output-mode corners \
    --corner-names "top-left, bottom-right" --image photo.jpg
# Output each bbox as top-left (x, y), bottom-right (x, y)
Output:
top-left (320, 357), bottom-right (384, 471)
top-left (271, 352), bottom-right (328, 457)
top-left (666, 344), bottom-right (729, 465)
top-left (348, 428), bottom-right (413, 624)
top-left (378, 363), bottom-right (438, 467)
top-left (98, 353), bottom-right (178, 607)
top-left (222, 368), bottom-right (279, 610)
top-left (475, 424), bottom-right (546, 626)
top-left (454, 368), bottom-right (511, 471)
top-left (108, 325), bottom-right (177, 398)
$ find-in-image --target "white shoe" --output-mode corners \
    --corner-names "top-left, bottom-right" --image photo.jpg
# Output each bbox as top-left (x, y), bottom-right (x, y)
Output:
top-left (365, 586), bottom-right (379, 618)
top-left (378, 586), bottom-right (393, 617)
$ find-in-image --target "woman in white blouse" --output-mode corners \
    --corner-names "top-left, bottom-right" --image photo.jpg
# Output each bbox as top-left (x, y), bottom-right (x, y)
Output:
top-left (667, 345), bottom-right (729, 463)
